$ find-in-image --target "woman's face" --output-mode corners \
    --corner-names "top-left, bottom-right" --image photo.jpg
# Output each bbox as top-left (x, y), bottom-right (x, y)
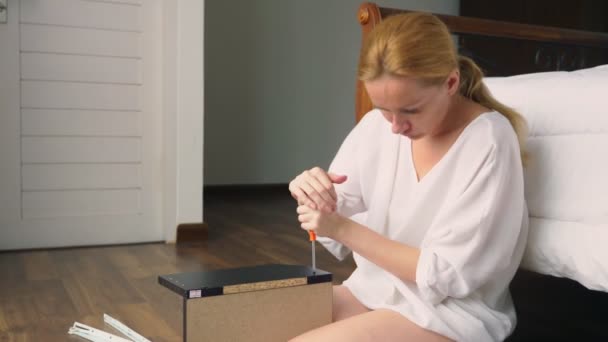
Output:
top-left (364, 73), bottom-right (458, 140)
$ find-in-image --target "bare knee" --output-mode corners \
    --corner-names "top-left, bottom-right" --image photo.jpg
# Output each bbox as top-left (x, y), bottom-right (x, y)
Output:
top-left (288, 329), bottom-right (323, 342)
top-left (332, 285), bottom-right (370, 322)
top-left (288, 335), bottom-right (305, 342)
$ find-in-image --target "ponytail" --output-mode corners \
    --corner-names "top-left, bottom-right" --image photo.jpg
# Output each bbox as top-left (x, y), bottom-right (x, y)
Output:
top-left (458, 56), bottom-right (528, 165)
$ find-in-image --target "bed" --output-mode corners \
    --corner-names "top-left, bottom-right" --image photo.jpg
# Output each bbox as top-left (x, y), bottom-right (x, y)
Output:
top-left (355, 3), bottom-right (608, 341)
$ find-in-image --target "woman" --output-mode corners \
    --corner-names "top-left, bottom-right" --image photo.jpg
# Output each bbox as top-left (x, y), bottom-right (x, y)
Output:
top-left (288, 12), bottom-right (529, 342)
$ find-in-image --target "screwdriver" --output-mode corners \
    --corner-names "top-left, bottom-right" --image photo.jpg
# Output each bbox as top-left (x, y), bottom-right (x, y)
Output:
top-left (308, 231), bottom-right (316, 272)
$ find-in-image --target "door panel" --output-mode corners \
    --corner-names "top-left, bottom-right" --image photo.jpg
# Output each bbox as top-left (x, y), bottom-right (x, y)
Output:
top-left (0, 0), bottom-right (161, 250)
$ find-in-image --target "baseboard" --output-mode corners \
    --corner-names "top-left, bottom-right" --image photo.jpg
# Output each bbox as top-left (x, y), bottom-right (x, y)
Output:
top-left (204, 183), bottom-right (288, 195)
top-left (176, 222), bottom-right (209, 244)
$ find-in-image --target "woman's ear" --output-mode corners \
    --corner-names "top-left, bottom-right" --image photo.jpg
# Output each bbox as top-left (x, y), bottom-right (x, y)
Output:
top-left (445, 69), bottom-right (460, 96)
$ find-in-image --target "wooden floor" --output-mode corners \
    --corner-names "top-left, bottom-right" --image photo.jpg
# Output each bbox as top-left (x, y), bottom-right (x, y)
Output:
top-left (0, 186), bottom-right (356, 342)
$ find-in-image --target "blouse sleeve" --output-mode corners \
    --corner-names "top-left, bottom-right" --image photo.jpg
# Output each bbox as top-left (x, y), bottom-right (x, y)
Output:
top-left (317, 112), bottom-right (376, 261)
top-left (415, 140), bottom-right (527, 304)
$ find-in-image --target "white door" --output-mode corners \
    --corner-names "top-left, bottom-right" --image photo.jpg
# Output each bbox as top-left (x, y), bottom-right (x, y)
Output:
top-left (0, 0), bottom-right (163, 250)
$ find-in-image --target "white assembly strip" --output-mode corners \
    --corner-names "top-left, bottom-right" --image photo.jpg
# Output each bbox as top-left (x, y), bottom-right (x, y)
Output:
top-left (68, 322), bottom-right (133, 342)
top-left (103, 314), bottom-right (151, 342)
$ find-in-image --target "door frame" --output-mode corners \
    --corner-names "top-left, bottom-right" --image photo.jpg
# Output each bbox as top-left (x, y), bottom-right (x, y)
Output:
top-left (161, 0), bottom-right (204, 242)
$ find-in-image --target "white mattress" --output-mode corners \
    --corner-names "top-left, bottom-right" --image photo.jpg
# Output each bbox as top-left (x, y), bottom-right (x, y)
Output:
top-left (523, 217), bottom-right (608, 291)
top-left (484, 64), bottom-right (608, 291)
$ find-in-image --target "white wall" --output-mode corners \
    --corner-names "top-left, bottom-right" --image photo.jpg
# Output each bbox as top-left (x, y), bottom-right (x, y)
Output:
top-left (204, 0), bottom-right (459, 185)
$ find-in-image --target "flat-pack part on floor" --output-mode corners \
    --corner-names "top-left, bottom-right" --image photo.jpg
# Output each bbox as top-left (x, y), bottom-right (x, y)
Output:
top-left (159, 264), bottom-right (333, 342)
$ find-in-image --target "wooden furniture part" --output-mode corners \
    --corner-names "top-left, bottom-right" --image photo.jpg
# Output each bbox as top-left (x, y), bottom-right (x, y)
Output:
top-left (355, 3), bottom-right (608, 341)
top-left (159, 264), bottom-right (332, 342)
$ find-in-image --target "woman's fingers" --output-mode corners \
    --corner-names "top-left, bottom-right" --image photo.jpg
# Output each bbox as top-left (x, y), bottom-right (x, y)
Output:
top-left (298, 181), bottom-right (321, 210)
top-left (297, 206), bottom-right (312, 223)
top-left (310, 168), bottom-right (338, 201)
top-left (290, 167), bottom-right (345, 212)
top-left (297, 205), bottom-right (324, 234)
top-left (294, 179), bottom-right (329, 211)
top-left (297, 205), bottom-right (315, 225)
top-left (301, 168), bottom-right (337, 210)
top-left (300, 222), bottom-right (315, 231)
top-left (305, 175), bottom-right (336, 211)
top-left (327, 172), bottom-right (347, 202)
top-left (290, 176), bottom-right (319, 209)
top-left (290, 186), bottom-right (316, 209)
top-left (328, 173), bottom-right (348, 184)
top-left (296, 205), bottom-right (310, 214)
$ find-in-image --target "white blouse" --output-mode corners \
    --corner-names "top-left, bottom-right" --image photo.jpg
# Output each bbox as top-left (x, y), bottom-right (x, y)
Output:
top-left (318, 110), bottom-right (529, 341)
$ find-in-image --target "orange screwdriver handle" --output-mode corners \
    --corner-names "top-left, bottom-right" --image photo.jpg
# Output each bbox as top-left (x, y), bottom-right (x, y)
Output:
top-left (308, 231), bottom-right (316, 241)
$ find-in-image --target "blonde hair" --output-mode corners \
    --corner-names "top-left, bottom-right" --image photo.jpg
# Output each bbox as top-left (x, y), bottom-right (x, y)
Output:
top-left (359, 12), bottom-right (528, 164)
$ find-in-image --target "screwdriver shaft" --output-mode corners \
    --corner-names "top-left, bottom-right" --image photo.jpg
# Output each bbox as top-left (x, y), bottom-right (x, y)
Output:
top-left (312, 240), bottom-right (316, 270)
top-left (309, 231), bottom-right (317, 271)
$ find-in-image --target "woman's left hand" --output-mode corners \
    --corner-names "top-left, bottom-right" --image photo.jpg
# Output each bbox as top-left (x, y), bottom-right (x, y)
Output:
top-left (296, 204), bottom-right (348, 239)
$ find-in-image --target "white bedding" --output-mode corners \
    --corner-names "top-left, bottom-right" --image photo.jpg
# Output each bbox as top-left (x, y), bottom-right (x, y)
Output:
top-left (484, 65), bottom-right (608, 291)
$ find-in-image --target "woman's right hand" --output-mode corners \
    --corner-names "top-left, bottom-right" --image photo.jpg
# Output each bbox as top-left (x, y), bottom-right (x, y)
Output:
top-left (289, 167), bottom-right (347, 213)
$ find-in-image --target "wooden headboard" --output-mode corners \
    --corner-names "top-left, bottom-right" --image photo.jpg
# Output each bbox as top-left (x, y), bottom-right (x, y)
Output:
top-left (355, 2), bottom-right (608, 122)
top-left (355, 3), bottom-right (608, 341)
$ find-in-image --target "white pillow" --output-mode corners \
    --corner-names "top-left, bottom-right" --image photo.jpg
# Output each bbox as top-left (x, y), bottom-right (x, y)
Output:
top-left (484, 65), bottom-right (608, 291)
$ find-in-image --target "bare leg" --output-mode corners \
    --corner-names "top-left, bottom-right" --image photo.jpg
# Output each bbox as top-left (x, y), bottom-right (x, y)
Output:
top-left (290, 308), bottom-right (454, 342)
top-left (332, 285), bottom-right (370, 321)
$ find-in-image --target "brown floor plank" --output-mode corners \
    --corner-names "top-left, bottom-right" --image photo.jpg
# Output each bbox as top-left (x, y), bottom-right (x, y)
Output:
top-left (0, 253), bottom-right (26, 291)
top-left (61, 277), bottom-right (98, 317)
top-left (0, 308), bottom-right (8, 333)
top-left (114, 302), bottom-right (180, 341)
top-left (22, 251), bottom-right (58, 281)
top-left (127, 275), bottom-right (183, 337)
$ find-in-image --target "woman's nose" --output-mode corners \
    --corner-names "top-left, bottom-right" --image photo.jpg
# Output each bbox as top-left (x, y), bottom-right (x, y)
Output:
top-left (391, 115), bottom-right (410, 134)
